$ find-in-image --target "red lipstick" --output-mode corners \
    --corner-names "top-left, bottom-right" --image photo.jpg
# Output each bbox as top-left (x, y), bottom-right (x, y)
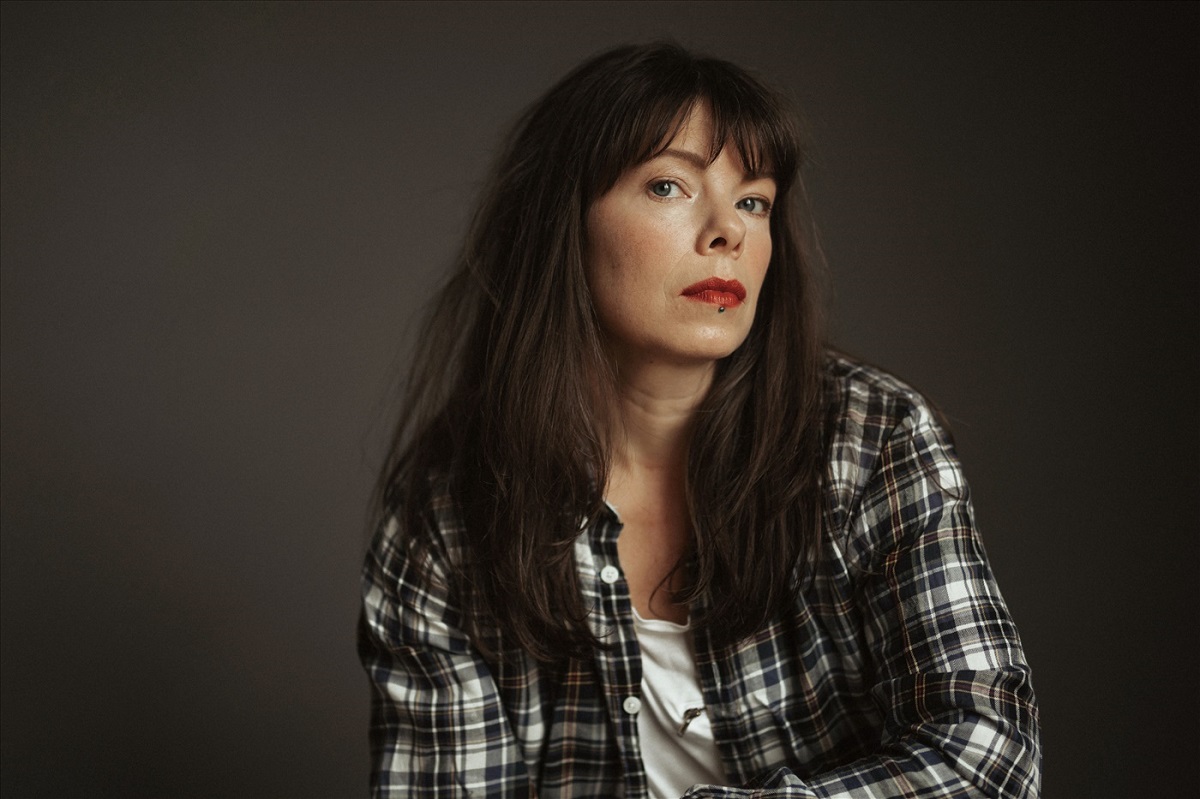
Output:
top-left (680, 277), bottom-right (747, 307)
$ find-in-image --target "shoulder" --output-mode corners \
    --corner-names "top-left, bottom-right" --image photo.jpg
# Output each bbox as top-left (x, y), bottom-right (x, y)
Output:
top-left (362, 470), bottom-right (477, 650)
top-left (366, 470), bottom-right (469, 596)
top-left (823, 352), bottom-right (948, 468)
top-left (822, 353), bottom-right (968, 560)
top-left (824, 352), bottom-right (938, 435)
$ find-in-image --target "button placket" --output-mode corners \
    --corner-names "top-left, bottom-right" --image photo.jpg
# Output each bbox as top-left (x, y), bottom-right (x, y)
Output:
top-left (589, 510), bottom-right (646, 796)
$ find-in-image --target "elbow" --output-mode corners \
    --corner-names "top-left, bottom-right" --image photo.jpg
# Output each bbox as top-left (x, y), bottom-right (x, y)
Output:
top-left (940, 714), bottom-right (1042, 799)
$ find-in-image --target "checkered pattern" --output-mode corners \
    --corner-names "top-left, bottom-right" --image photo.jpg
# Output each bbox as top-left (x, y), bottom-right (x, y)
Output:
top-left (358, 356), bottom-right (1041, 797)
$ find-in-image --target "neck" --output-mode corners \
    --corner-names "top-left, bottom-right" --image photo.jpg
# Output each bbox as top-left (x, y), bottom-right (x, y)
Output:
top-left (604, 353), bottom-right (715, 473)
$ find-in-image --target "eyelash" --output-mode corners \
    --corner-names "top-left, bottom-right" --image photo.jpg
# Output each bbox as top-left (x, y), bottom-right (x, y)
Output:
top-left (648, 179), bottom-right (684, 198)
top-left (736, 196), bottom-right (772, 216)
top-left (646, 180), bottom-right (773, 217)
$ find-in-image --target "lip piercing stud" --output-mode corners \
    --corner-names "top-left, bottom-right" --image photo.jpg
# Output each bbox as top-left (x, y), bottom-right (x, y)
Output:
top-left (718, 306), bottom-right (726, 313)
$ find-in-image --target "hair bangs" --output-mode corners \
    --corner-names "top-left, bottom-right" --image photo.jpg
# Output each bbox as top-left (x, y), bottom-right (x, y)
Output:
top-left (701, 68), bottom-right (800, 193)
top-left (581, 44), bottom-right (800, 203)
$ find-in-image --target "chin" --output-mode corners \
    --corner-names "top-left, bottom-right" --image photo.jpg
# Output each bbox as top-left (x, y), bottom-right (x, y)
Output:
top-left (667, 333), bottom-right (750, 365)
top-left (605, 322), bottom-right (752, 368)
top-left (693, 326), bottom-right (751, 356)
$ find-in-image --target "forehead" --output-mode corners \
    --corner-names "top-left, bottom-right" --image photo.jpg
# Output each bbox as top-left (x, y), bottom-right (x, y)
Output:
top-left (646, 103), bottom-right (771, 180)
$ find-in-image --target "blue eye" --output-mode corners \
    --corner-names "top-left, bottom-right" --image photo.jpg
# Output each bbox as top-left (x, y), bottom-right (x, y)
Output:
top-left (737, 197), bottom-right (771, 215)
top-left (650, 180), bottom-right (677, 197)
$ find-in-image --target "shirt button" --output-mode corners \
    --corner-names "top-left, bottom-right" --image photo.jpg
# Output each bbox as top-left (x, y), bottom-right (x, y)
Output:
top-left (622, 696), bottom-right (642, 715)
top-left (600, 565), bottom-right (620, 584)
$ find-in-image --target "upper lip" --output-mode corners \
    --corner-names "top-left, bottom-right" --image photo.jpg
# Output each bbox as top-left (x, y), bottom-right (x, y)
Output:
top-left (680, 277), bottom-right (747, 301)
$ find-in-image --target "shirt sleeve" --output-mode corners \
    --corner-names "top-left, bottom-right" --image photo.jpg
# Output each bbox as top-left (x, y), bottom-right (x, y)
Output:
top-left (357, 514), bottom-right (536, 798)
top-left (685, 403), bottom-right (1041, 799)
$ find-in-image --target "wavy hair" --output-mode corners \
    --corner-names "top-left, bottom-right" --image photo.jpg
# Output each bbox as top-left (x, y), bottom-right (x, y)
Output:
top-left (377, 42), bottom-right (829, 661)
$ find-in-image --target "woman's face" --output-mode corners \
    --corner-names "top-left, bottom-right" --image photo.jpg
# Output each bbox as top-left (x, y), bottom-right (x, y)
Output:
top-left (585, 106), bottom-right (776, 371)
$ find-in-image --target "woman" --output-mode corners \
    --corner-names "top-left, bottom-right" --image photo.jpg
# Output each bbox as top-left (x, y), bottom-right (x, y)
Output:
top-left (359, 43), bottom-right (1040, 798)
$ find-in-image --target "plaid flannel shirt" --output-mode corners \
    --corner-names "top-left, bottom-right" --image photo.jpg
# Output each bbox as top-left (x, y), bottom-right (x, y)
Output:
top-left (358, 356), bottom-right (1041, 797)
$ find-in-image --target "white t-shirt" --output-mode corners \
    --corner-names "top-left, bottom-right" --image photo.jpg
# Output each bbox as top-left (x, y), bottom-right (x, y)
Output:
top-left (632, 608), bottom-right (729, 797)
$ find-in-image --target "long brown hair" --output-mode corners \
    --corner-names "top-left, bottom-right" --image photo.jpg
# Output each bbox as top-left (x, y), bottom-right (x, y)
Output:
top-left (377, 42), bottom-right (829, 661)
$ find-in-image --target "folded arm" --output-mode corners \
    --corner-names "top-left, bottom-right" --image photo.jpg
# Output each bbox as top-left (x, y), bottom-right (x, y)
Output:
top-left (686, 405), bottom-right (1041, 798)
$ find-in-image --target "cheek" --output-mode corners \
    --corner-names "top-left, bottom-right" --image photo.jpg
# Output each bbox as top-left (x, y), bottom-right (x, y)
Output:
top-left (756, 222), bottom-right (774, 262)
top-left (588, 210), bottom-right (682, 293)
top-left (749, 232), bottom-right (773, 286)
top-left (585, 214), bottom-right (635, 327)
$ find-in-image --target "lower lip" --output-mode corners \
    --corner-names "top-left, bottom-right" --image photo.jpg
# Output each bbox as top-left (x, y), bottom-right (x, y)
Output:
top-left (684, 290), bottom-right (743, 307)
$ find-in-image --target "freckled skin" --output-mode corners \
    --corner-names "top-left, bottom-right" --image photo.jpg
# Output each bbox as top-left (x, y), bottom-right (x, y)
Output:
top-left (585, 107), bottom-right (776, 371)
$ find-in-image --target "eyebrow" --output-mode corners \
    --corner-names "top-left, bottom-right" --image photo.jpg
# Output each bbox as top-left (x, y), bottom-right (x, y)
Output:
top-left (652, 147), bottom-right (773, 182)
top-left (655, 147), bottom-right (710, 170)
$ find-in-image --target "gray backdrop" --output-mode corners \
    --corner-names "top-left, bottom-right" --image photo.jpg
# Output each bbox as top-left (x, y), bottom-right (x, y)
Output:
top-left (2, 3), bottom-right (1196, 797)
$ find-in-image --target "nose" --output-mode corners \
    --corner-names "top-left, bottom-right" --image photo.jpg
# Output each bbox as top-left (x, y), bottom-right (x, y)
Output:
top-left (696, 202), bottom-right (746, 257)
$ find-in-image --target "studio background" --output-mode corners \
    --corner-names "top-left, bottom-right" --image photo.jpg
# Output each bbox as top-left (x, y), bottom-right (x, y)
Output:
top-left (2, 3), bottom-right (1196, 797)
